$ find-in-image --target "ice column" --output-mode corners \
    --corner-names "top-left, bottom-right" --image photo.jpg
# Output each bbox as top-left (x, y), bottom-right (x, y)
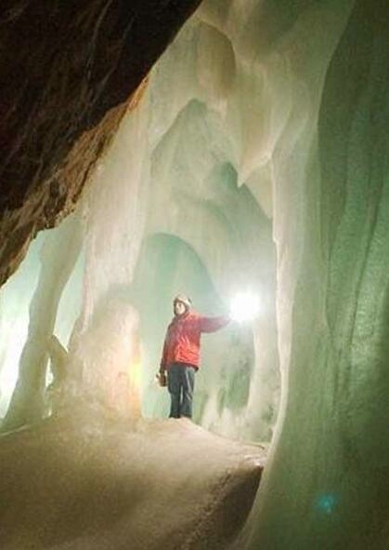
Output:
top-left (64, 96), bottom-right (150, 415)
top-left (2, 213), bottom-right (82, 430)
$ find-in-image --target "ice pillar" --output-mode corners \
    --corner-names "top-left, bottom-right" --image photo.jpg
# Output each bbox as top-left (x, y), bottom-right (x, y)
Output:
top-left (63, 96), bottom-right (149, 416)
top-left (246, 1), bottom-right (389, 548)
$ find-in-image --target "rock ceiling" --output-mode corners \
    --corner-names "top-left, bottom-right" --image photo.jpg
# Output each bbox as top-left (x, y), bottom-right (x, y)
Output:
top-left (0, 0), bottom-right (201, 286)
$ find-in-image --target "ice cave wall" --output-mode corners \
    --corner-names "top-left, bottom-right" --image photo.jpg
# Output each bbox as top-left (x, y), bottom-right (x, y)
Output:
top-left (242, 1), bottom-right (389, 549)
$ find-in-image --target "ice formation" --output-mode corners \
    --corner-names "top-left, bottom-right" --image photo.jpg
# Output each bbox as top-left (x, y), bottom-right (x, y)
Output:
top-left (0, 1), bottom-right (280, 443)
top-left (1, 0), bottom-right (388, 548)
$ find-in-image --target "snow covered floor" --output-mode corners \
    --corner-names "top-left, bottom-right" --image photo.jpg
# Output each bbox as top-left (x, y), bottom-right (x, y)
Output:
top-left (0, 414), bottom-right (265, 550)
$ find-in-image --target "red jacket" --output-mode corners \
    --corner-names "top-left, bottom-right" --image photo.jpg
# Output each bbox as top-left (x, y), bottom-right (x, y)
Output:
top-left (160, 310), bottom-right (230, 370)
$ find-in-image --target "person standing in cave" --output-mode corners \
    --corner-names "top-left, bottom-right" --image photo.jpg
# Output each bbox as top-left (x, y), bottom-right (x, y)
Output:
top-left (158, 294), bottom-right (230, 419)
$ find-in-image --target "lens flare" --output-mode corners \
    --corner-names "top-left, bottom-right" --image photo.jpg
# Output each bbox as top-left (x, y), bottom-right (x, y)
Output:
top-left (230, 291), bottom-right (260, 322)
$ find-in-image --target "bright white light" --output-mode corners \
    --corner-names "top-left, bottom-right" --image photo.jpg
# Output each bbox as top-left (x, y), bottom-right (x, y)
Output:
top-left (229, 291), bottom-right (260, 322)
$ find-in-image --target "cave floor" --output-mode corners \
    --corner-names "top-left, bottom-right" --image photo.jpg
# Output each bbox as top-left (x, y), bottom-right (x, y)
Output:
top-left (0, 414), bottom-right (265, 550)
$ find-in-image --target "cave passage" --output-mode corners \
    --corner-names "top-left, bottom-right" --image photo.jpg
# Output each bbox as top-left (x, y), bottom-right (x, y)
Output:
top-left (1, 1), bottom-right (386, 549)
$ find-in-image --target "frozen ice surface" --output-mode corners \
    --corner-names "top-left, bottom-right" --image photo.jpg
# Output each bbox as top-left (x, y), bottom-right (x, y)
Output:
top-left (0, 415), bottom-right (265, 550)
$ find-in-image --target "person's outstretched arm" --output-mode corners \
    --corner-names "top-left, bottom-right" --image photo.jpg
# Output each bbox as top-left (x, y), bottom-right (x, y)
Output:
top-left (199, 315), bottom-right (230, 333)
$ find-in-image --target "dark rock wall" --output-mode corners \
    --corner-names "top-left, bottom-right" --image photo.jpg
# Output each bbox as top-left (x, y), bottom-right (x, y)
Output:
top-left (0, 0), bottom-right (202, 286)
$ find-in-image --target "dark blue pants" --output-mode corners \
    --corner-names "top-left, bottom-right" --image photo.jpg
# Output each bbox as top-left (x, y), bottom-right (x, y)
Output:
top-left (167, 363), bottom-right (196, 418)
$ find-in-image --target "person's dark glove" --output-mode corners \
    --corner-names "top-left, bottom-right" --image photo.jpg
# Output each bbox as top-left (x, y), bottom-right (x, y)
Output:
top-left (156, 370), bottom-right (167, 387)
